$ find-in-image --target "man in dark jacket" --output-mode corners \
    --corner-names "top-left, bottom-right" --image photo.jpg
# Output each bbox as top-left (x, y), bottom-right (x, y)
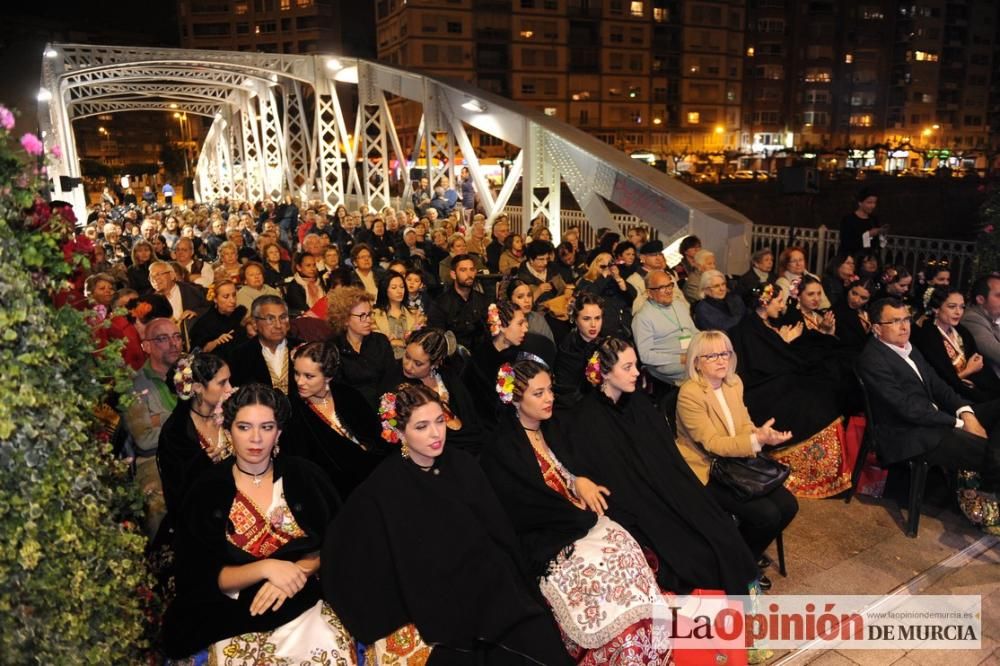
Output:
top-left (429, 254), bottom-right (488, 351)
top-left (858, 297), bottom-right (1000, 492)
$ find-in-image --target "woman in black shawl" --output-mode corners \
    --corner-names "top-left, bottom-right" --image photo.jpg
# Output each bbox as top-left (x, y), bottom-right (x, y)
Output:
top-left (481, 360), bottom-right (672, 664)
top-left (322, 383), bottom-right (571, 665)
top-left (462, 300), bottom-right (530, 431)
top-left (554, 292), bottom-right (604, 409)
top-left (189, 280), bottom-right (248, 362)
top-left (564, 337), bottom-right (759, 596)
top-left (400, 328), bottom-right (485, 455)
top-left (283, 341), bottom-right (388, 499)
top-left (157, 353), bottom-right (233, 522)
top-left (162, 384), bottom-right (354, 663)
top-left (729, 282), bottom-right (851, 498)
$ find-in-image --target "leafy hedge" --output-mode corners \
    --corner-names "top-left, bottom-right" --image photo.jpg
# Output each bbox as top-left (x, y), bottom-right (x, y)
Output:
top-left (977, 185), bottom-right (1000, 277)
top-left (0, 108), bottom-right (154, 662)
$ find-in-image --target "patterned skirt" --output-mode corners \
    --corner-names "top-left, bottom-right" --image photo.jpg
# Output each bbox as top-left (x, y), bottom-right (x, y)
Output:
top-left (366, 624), bottom-right (432, 665)
top-left (208, 600), bottom-right (356, 665)
top-left (767, 418), bottom-right (851, 499)
top-left (539, 516), bottom-right (673, 665)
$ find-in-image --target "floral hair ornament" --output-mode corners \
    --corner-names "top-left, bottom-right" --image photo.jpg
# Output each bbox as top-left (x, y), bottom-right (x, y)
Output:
top-left (881, 267), bottom-right (899, 285)
top-left (130, 301), bottom-right (153, 321)
top-left (585, 351), bottom-right (603, 386)
top-left (496, 363), bottom-right (516, 404)
top-left (172, 354), bottom-right (196, 400)
top-left (922, 286), bottom-right (936, 311)
top-left (787, 276), bottom-right (802, 301)
top-left (486, 302), bottom-right (503, 337)
top-left (378, 391), bottom-right (402, 444)
top-left (757, 283), bottom-right (776, 307)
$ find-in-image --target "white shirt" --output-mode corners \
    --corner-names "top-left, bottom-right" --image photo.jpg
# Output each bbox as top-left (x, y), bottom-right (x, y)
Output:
top-left (183, 260), bottom-right (214, 289)
top-left (261, 339), bottom-right (288, 380)
top-left (165, 284), bottom-right (183, 320)
top-left (878, 338), bottom-right (972, 427)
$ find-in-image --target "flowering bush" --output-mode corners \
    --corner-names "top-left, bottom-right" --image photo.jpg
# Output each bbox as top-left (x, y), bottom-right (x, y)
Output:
top-left (974, 186), bottom-right (1000, 277)
top-left (0, 106), bottom-right (154, 662)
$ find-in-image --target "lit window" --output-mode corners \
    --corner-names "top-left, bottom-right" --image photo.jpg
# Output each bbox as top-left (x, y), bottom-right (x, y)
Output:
top-left (913, 50), bottom-right (939, 62)
top-left (235, 2), bottom-right (248, 14)
top-left (844, 53), bottom-right (853, 63)
top-left (746, 46), bottom-right (755, 57)
top-left (280, 0), bottom-right (290, 9)
top-left (630, 1), bottom-right (644, 17)
top-left (544, 107), bottom-right (557, 116)
top-left (687, 111), bottom-right (700, 124)
top-left (520, 30), bottom-right (534, 38)
top-left (653, 7), bottom-right (667, 22)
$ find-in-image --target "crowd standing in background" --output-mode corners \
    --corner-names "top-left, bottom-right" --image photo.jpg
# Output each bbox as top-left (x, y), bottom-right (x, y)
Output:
top-left (73, 186), bottom-right (1000, 664)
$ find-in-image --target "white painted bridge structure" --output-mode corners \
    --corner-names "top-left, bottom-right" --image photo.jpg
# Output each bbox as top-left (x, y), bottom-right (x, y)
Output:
top-left (39, 43), bottom-right (752, 272)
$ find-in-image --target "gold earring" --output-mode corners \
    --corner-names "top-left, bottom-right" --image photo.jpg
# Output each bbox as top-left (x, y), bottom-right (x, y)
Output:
top-left (400, 442), bottom-right (410, 459)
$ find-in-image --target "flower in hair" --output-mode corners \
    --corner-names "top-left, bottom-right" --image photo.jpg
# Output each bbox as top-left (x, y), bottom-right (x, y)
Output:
top-left (787, 277), bottom-right (802, 301)
top-left (757, 283), bottom-right (776, 306)
top-left (172, 355), bottom-right (196, 400)
top-left (922, 286), bottom-right (936, 311)
top-left (496, 363), bottom-right (516, 404)
top-left (486, 303), bottom-right (502, 337)
top-left (882, 267), bottom-right (898, 285)
top-left (585, 351), bottom-right (602, 386)
top-left (378, 392), bottom-right (401, 443)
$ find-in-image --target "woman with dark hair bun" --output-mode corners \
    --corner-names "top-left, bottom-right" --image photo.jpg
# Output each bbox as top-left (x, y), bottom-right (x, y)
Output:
top-left (554, 291), bottom-right (604, 408)
top-left (911, 286), bottom-right (1000, 402)
top-left (400, 328), bottom-right (484, 454)
top-left (462, 299), bottom-right (531, 431)
top-left (157, 352), bottom-right (233, 520)
top-left (481, 360), bottom-right (672, 663)
top-left (322, 383), bottom-right (572, 665)
top-left (283, 341), bottom-right (387, 499)
top-left (821, 253), bottom-right (857, 308)
top-left (163, 384), bottom-right (353, 663)
top-left (564, 337), bottom-right (759, 596)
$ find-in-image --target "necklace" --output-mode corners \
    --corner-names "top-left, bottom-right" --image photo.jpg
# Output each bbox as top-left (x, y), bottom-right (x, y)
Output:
top-left (235, 459), bottom-right (272, 487)
top-left (191, 404), bottom-right (214, 418)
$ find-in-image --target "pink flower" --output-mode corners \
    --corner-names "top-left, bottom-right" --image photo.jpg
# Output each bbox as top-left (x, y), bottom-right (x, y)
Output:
top-left (20, 133), bottom-right (44, 156)
top-left (985, 225), bottom-right (995, 234)
top-left (50, 145), bottom-right (62, 160)
top-left (0, 106), bottom-right (13, 131)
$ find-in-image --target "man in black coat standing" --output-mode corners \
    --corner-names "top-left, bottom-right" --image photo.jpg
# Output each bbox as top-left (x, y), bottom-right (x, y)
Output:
top-left (858, 297), bottom-right (1000, 493)
top-left (428, 254), bottom-right (488, 351)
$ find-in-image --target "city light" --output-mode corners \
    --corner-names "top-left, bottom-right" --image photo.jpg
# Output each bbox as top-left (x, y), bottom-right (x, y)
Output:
top-left (44, 48), bottom-right (58, 58)
top-left (37, 87), bottom-right (52, 102)
top-left (714, 126), bottom-right (725, 134)
top-left (461, 99), bottom-right (487, 113)
top-left (325, 58), bottom-right (343, 71)
top-left (169, 103), bottom-right (178, 109)
top-left (334, 66), bottom-right (359, 83)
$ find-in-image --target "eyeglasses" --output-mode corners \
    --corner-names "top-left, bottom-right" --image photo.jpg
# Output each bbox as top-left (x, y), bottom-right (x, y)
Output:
top-left (699, 351), bottom-right (733, 362)
top-left (254, 314), bottom-right (290, 325)
top-left (146, 333), bottom-right (183, 345)
top-left (877, 316), bottom-right (912, 327)
top-left (648, 283), bottom-right (675, 292)
top-left (351, 311), bottom-right (374, 321)
top-left (150, 271), bottom-right (174, 281)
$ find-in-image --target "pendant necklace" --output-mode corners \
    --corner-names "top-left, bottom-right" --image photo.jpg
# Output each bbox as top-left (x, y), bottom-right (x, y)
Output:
top-left (236, 459), bottom-right (272, 487)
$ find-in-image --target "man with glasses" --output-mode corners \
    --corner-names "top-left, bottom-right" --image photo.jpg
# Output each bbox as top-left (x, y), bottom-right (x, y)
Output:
top-left (228, 295), bottom-right (301, 393)
top-left (120, 317), bottom-right (183, 537)
top-left (632, 269), bottom-right (696, 388)
top-left (859, 297), bottom-right (1000, 504)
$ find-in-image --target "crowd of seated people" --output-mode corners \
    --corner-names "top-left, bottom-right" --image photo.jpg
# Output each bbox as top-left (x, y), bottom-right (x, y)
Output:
top-left (73, 192), bottom-right (1000, 663)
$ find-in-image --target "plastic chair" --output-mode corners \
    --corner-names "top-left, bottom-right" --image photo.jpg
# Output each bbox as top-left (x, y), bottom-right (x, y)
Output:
top-left (853, 371), bottom-right (929, 537)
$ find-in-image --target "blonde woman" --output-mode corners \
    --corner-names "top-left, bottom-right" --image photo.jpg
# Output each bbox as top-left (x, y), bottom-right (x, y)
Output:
top-left (674, 330), bottom-right (798, 589)
top-left (575, 252), bottom-right (636, 340)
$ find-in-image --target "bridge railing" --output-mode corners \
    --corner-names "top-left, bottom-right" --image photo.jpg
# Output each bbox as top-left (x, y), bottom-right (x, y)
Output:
top-left (502, 205), bottom-right (977, 285)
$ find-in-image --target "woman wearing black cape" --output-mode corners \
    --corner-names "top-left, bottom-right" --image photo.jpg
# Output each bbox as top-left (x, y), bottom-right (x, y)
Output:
top-left (564, 337), bottom-right (759, 597)
top-left (322, 383), bottom-right (572, 665)
top-left (283, 341), bottom-right (388, 499)
top-left (400, 327), bottom-right (485, 455)
top-left (481, 360), bottom-right (672, 664)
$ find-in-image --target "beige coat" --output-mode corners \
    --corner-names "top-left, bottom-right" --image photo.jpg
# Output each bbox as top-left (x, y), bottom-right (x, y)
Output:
top-left (674, 376), bottom-right (756, 485)
top-left (372, 307), bottom-right (423, 351)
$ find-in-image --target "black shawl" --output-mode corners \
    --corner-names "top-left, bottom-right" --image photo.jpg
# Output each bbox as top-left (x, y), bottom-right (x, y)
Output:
top-left (157, 399), bottom-right (216, 520)
top-left (480, 411), bottom-right (596, 577)
top-left (911, 321), bottom-right (1000, 403)
top-left (729, 313), bottom-right (844, 440)
top-left (564, 390), bottom-right (758, 595)
top-left (462, 340), bottom-right (519, 432)
top-left (400, 365), bottom-right (485, 455)
top-left (553, 330), bottom-right (596, 410)
top-left (321, 449), bottom-right (571, 665)
top-left (333, 331), bottom-right (402, 410)
top-left (188, 305), bottom-right (248, 362)
top-left (162, 456), bottom-right (340, 658)
top-left (282, 384), bottom-right (389, 499)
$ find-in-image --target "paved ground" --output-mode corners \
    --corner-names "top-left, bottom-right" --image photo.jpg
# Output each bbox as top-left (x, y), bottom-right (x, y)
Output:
top-left (758, 479), bottom-right (1000, 665)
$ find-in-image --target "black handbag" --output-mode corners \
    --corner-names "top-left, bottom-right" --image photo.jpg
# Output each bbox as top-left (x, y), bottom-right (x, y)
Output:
top-left (709, 455), bottom-right (790, 502)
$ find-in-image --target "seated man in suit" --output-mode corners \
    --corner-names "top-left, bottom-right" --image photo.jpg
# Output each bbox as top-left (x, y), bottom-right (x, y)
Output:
top-left (228, 294), bottom-right (301, 394)
top-left (858, 297), bottom-right (1000, 500)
